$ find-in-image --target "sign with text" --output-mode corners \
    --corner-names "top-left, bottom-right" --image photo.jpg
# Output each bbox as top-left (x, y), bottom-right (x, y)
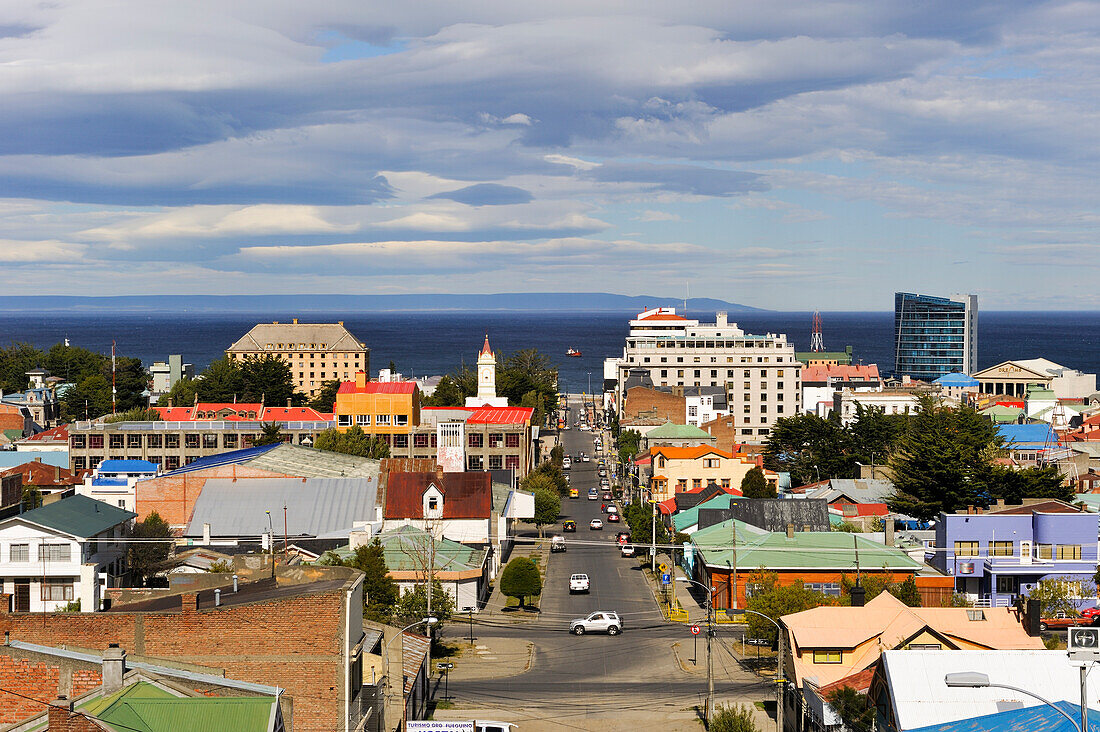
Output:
top-left (407, 723), bottom-right (475, 732)
top-left (661, 573), bottom-right (671, 584)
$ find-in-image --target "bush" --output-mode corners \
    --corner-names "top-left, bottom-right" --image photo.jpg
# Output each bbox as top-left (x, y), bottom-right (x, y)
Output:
top-left (709, 703), bottom-right (759, 732)
top-left (499, 557), bottom-right (542, 608)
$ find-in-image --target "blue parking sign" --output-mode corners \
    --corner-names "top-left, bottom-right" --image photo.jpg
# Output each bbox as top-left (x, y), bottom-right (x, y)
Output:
top-left (661, 573), bottom-right (671, 584)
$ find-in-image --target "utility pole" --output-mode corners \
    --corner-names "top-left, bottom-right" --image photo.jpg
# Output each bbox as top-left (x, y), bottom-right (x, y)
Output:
top-left (777, 623), bottom-right (786, 732)
top-left (1082, 663), bottom-right (1089, 732)
top-left (651, 499), bottom-right (657, 574)
top-left (706, 585), bottom-right (714, 725)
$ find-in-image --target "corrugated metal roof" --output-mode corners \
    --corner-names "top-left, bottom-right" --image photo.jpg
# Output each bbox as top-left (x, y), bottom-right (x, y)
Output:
top-left (882, 650), bottom-right (1100, 731)
top-left (384, 472), bottom-right (491, 519)
top-left (186, 476), bottom-right (378, 539)
top-left (645, 421), bottom-right (714, 439)
top-left (402, 632), bottom-right (430, 694)
top-left (158, 443), bottom-right (281, 476)
top-left (9, 494), bottom-right (136, 538)
top-left (466, 407), bottom-right (533, 424)
top-left (910, 700), bottom-right (1097, 732)
top-left (337, 380), bottom-right (416, 394)
top-left (98, 459), bottom-right (159, 473)
top-left (96, 696), bottom-right (278, 732)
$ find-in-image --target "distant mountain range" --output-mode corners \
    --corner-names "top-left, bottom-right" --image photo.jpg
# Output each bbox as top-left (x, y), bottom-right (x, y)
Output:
top-left (0, 293), bottom-right (765, 313)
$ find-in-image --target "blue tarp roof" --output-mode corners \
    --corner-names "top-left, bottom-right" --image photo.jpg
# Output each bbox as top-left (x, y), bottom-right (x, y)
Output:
top-left (158, 443), bottom-right (281, 476)
top-left (997, 424), bottom-right (1055, 447)
top-left (909, 700), bottom-right (1098, 732)
top-left (97, 459), bottom-right (158, 474)
top-left (935, 372), bottom-right (980, 386)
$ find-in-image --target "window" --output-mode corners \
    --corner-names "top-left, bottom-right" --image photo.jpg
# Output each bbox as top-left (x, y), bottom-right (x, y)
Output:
top-left (657, 456), bottom-right (667, 468)
top-left (184, 434), bottom-right (200, 449)
top-left (966, 609), bottom-right (986, 621)
top-left (355, 414), bottom-right (369, 426)
top-left (468, 433), bottom-right (483, 448)
top-left (908, 643), bottom-right (942, 650)
top-left (395, 414), bottom-right (409, 426)
top-left (375, 415), bottom-right (391, 426)
top-left (428, 496), bottom-right (438, 511)
top-left (70, 435), bottom-right (86, 449)
top-left (89, 435), bottom-right (104, 449)
top-left (489, 455), bottom-right (503, 470)
top-left (223, 434), bottom-right (238, 449)
top-left (414, 433), bottom-right (430, 448)
top-left (10, 544), bottom-right (28, 562)
top-left (489, 433), bottom-right (504, 447)
top-left (38, 544), bottom-right (71, 562)
top-left (692, 479), bottom-right (702, 489)
top-left (41, 580), bottom-right (74, 602)
top-left (703, 458), bottom-right (719, 468)
top-left (1036, 543), bottom-right (1053, 559)
top-left (165, 434), bottom-right (179, 449)
top-left (804, 582), bottom-right (841, 596)
top-left (506, 433), bottom-right (520, 448)
top-left (812, 650), bottom-right (842, 664)
top-left (954, 541), bottom-right (979, 557)
top-left (202, 434), bottom-right (217, 449)
top-left (338, 414), bottom-right (352, 426)
top-left (676, 479), bottom-right (688, 490)
top-left (688, 406), bottom-right (698, 418)
top-left (73, 457), bottom-right (86, 471)
top-left (505, 455), bottom-right (520, 469)
top-left (165, 456), bottom-right (180, 470)
top-left (777, 370), bottom-right (784, 377)
top-left (127, 434), bottom-right (142, 449)
top-left (467, 455), bottom-right (484, 470)
top-left (392, 434), bottom-right (408, 448)
top-left (147, 434), bottom-right (162, 448)
top-left (109, 435), bottom-right (124, 449)
top-left (990, 541), bottom-right (1014, 557)
top-left (1057, 544), bottom-right (1082, 560)
top-left (997, 576), bottom-right (1018, 594)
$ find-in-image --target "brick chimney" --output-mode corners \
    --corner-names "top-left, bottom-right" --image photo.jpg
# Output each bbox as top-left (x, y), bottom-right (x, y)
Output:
top-left (181, 593), bottom-right (198, 613)
top-left (47, 697), bottom-right (72, 730)
top-left (785, 523), bottom-right (795, 539)
top-left (436, 464), bottom-right (445, 482)
top-left (102, 644), bottom-right (126, 694)
top-left (355, 371), bottom-right (368, 388)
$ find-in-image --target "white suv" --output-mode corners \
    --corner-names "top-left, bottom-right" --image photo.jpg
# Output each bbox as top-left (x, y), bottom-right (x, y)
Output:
top-left (569, 574), bottom-right (590, 594)
top-left (570, 611), bottom-right (622, 635)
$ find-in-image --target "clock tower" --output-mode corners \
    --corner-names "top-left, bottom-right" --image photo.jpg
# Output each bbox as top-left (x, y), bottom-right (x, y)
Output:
top-left (466, 334), bottom-right (508, 407)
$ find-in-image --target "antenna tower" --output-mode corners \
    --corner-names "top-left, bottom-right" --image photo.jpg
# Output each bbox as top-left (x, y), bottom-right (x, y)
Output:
top-left (810, 311), bottom-right (824, 353)
top-left (1039, 405), bottom-right (1078, 481)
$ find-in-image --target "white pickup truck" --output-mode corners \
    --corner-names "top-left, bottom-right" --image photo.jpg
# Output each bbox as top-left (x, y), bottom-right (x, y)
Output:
top-left (569, 573), bottom-right (590, 594)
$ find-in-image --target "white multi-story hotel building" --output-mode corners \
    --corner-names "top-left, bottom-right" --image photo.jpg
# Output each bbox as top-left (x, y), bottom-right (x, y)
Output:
top-left (605, 308), bottom-right (801, 442)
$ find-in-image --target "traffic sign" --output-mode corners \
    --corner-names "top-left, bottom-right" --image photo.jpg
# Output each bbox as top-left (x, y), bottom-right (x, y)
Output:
top-left (661, 573), bottom-right (671, 584)
top-left (690, 625), bottom-right (700, 636)
top-left (658, 562), bottom-right (670, 574)
top-left (436, 662), bottom-right (455, 670)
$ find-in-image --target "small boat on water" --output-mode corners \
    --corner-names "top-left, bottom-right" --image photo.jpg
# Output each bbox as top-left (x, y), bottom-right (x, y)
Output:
top-left (566, 348), bottom-right (582, 357)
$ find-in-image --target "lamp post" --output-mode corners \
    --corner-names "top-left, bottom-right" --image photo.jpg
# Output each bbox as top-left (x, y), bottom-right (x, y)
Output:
top-left (945, 672), bottom-right (1081, 732)
top-left (384, 617), bottom-right (439, 729)
top-left (728, 608), bottom-right (785, 732)
top-left (680, 578), bottom-right (717, 725)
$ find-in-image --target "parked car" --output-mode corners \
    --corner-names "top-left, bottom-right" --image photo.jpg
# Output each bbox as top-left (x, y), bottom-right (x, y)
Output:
top-left (590, 518), bottom-right (603, 530)
top-left (607, 513), bottom-right (620, 523)
top-left (551, 535), bottom-right (567, 553)
top-left (570, 611), bottom-right (622, 635)
top-left (563, 520), bottom-right (577, 532)
top-left (621, 544), bottom-right (636, 557)
top-left (1039, 612), bottom-right (1084, 631)
top-left (569, 574), bottom-right (590, 593)
top-left (1082, 607), bottom-right (1100, 625)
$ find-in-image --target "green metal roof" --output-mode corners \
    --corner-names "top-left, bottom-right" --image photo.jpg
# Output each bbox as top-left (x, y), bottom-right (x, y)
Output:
top-left (330, 526), bottom-right (488, 574)
top-left (79, 682), bottom-right (275, 732)
top-left (980, 404), bottom-right (1025, 423)
top-left (673, 494), bottom-right (737, 533)
top-left (691, 517), bottom-right (922, 572)
top-left (11, 494), bottom-right (136, 537)
top-left (645, 421), bottom-right (713, 440)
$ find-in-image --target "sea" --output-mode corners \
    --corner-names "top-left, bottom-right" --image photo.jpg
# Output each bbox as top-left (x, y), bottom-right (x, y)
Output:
top-left (0, 310), bottom-right (1096, 392)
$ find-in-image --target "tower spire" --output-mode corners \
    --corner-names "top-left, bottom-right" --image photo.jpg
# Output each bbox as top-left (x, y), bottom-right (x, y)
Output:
top-left (480, 333), bottom-right (492, 356)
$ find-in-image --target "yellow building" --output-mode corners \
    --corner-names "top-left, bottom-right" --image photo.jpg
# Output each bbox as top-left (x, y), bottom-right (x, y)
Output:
top-left (334, 373), bottom-right (419, 435)
top-left (226, 319), bottom-right (370, 398)
top-left (649, 445), bottom-right (777, 501)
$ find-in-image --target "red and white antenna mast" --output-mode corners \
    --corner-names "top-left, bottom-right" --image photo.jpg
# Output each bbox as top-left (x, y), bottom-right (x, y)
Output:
top-left (810, 311), bottom-right (824, 353)
top-left (111, 340), bottom-right (117, 414)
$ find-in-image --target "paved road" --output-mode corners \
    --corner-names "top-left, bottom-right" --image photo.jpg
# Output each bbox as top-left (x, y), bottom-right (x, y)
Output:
top-left (445, 398), bottom-right (771, 728)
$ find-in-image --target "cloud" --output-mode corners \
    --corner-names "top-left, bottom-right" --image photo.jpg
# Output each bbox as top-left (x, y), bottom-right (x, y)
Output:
top-left (428, 183), bottom-right (535, 206)
top-left (584, 162), bottom-right (767, 197)
top-left (0, 239), bottom-right (86, 262)
top-left (637, 210), bottom-right (681, 222)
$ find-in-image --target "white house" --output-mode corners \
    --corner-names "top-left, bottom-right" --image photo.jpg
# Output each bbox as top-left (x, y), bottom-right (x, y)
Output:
top-left (0, 494), bottom-right (135, 612)
top-left (78, 459), bottom-right (159, 513)
top-left (832, 389), bottom-right (922, 426)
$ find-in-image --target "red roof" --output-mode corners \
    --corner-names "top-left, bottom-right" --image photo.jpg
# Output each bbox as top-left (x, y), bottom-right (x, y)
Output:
top-left (23, 424), bottom-right (69, 442)
top-left (657, 497), bottom-right (678, 515)
top-left (337, 381), bottom-right (417, 395)
top-left (1, 460), bottom-right (84, 488)
top-left (638, 313), bottom-right (687, 321)
top-left (384, 472), bottom-right (492, 519)
top-left (480, 335), bottom-right (493, 356)
top-left (154, 407), bottom-right (196, 420)
top-left (261, 407), bottom-right (333, 421)
top-left (466, 407), bottom-right (533, 425)
top-left (802, 364), bottom-right (881, 383)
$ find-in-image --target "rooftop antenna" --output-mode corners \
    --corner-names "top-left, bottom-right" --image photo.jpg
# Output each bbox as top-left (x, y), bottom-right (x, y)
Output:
top-left (684, 281), bottom-right (689, 316)
top-left (810, 311), bottom-right (824, 353)
top-left (110, 340), bottom-right (117, 414)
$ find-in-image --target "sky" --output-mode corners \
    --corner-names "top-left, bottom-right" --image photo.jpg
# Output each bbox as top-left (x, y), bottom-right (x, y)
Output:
top-left (0, 1), bottom-right (1097, 310)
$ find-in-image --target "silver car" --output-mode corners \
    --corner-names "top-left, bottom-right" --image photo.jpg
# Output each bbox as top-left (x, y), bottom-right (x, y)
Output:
top-left (570, 611), bottom-right (622, 635)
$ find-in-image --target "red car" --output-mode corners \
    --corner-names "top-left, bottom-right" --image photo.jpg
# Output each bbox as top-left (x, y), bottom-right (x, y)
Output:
top-left (602, 492), bottom-right (612, 500)
top-left (607, 513), bottom-right (620, 523)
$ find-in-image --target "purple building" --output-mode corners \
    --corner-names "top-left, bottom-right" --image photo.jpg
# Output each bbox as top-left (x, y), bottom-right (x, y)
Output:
top-left (933, 501), bottom-right (1099, 607)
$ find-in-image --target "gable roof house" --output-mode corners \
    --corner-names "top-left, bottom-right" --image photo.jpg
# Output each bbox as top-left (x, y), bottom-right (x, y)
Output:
top-left (0, 494), bottom-right (135, 613)
top-left (781, 592), bottom-right (1043, 731)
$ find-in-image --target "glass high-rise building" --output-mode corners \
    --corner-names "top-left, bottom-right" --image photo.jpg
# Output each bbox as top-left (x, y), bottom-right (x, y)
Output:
top-left (893, 292), bottom-right (978, 379)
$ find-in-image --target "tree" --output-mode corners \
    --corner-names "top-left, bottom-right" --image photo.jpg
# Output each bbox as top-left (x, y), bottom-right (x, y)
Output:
top-left (988, 465), bottom-right (1073, 504)
top-left (550, 444), bottom-right (564, 467)
top-left (708, 703), bottom-right (760, 732)
top-left (313, 425), bottom-right (391, 458)
top-left (824, 686), bottom-right (874, 732)
top-left (421, 375), bottom-right (465, 407)
top-left (394, 579), bottom-right (454, 628)
top-left (1030, 578), bottom-right (1093, 617)
top-left (848, 403), bottom-right (908, 467)
top-left (128, 511), bottom-right (174, 586)
top-left (206, 559), bottom-right (233, 573)
top-left (499, 557), bottom-right (542, 608)
top-left (104, 407), bottom-right (162, 423)
top-left (157, 377), bottom-right (198, 408)
top-left (44, 344), bottom-right (108, 387)
top-left (240, 354), bottom-right (297, 406)
top-left (622, 500), bottom-right (670, 545)
top-left (22, 485), bottom-right (42, 511)
top-left (194, 356), bottom-right (245, 402)
top-left (308, 379), bottom-right (341, 411)
top-left (616, 429), bottom-right (641, 460)
top-left (740, 467), bottom-right (774, 498)
top-left (838, 573), bottom-right (921, 607)
top-left (526, 461), bottom-right (569, 497)
top-left (321, 539), bottom-right (399, 623)
top-left (525, 486), bottom-right (561, 537)
top-left (0, 343), bottom-right (45, 393)
top-left (887, 396), bottom-right (1003, 520)
top-left (62, 374), bottom-right (113, 420)
top-left (255, 422), bottom-right (284, 446)
top-left (764, 414), bottom-right (853, 486)
top-left (745, 570), bottom-right (835, 643)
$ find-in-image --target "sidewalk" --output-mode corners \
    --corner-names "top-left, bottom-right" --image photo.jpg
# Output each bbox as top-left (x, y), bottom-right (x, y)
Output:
top-left (444, 636), bottom-right (535, 682)
top-left (480, 535), bottom-right (551, 622)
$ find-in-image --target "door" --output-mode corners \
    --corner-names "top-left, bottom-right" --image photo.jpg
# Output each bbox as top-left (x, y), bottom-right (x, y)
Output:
top-left (14, 580), bottom-right (30, 612)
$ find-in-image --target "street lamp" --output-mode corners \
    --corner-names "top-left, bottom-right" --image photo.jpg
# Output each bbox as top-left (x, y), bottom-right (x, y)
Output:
top-left (680, 577), bottom-right (718, 725)
top-left (383, 617), bottom-right (439, 728)
top-left (944, 672), bottom-right (1082, 732)
top-left (728, 608), bottom-right (786, 732)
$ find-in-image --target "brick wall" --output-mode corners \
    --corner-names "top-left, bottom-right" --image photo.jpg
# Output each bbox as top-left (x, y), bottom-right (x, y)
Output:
top-left (623, 387), bottom-right (686, 423)
top-left (0, 656), bottom-right (102, 724)
top-left (0, 584), bottom-right (353, 732)
top-left (47, 700), bottom-right (103, 732)
top-left (135, 465), bottom-right (290, 525)
top-left (700, 415), bottom-right (738, 453)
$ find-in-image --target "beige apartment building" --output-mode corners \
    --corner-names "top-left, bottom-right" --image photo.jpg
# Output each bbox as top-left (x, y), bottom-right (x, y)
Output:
top-left (607, 308), bottom-right (801, 443)
top-left (226, 319), bottom-right (370, 397)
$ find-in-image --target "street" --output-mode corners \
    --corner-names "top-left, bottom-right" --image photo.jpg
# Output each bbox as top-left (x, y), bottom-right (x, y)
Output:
top-left (442, 395), bottom-right (772, 730)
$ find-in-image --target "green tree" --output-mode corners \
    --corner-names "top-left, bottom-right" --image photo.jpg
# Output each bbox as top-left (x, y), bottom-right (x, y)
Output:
top-left (240, 354), bottom-right (297, 406)
top-left (206, 559), bottom-right (233, 573)
top-left (421, 375), bottom-right (465, 407)
top-left (394, 579), bottom-right (454, 628)
top-left (194, 356), bottom-right (245, 402)
top-left (891, 576), bottom-right (922, 607)
top-left (527, 461), bottom-right (569, 497)
top-left (128, 511), bottom-right (175, 586)
top-left (0, 343), bottom-right (45, 393)
top-left (550, 444), bottom-right (564, 467)
top-left (157, 377), bottom-right (198, 408)
top-left (62, 374), bottom-right (113, 420)
top-left (499, 349), bottom-right (558, 413)
top-left (887, 396), bottom-right (1003, 520)
top-left (313, 425), bottom-right (390, 458)
top-left (824, 686), bottom-right (874, 732)
top-left (308, 379), bottom-right (341, 411)
top-left (709, 704), bottom-right (760, 732)
top-left (255, 422), bottom-right (284, 446)
top-left (622, 500), bottom-right (670, 545)
top-left (499, 556), bottom-right (542, 608)
top-left (321, 539), bottom-right (399, 623)
top-left (838, 573), bottom-right (921, 607)
top-left (1030, 578), bottom-right (1093, 618)
top-left (764, 414), bottom-right (853, 486)
top-left (988, 465), bottom-right (1073, 504)
top-left (616, 429), bottom-right (641, 459)
top-left (22, 485), bottom-right (42, 512)
top-left (525, 486), bottom-right (561, 537)
top-left (104, 407), bottom-right (162, 423)
top-left (740, 467), bottom-right (775, 499)
top-left (43, 343), bottom-right (105, 386)
top-left (848, 403), bottom-right (908, 467)
top-left (745, 570), bottom-right (834, 644)
top-left (110, 356), bottom-right (150, 412)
